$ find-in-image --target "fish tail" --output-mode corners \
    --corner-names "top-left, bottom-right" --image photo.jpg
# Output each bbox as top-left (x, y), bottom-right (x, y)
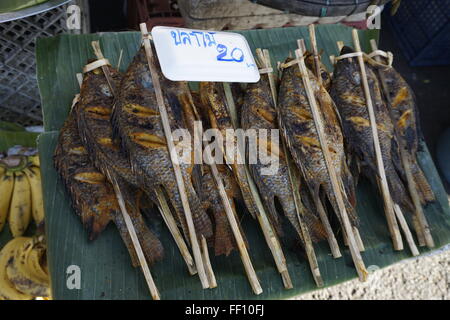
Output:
top-left (386, 162), bottom-right (415, 213)
top-left (169, 180), bottom-right (214, 241)
top-left (128, 204), bottom-right (164, 266)
top-left (410, 159), bottom-right (435, 204)
top-left (211, 205), bottom-right (236, 256)
top-left (233, 164), bottom-right (259, 219)
top-left (111, 209), bottom-right (140, 267)
top-left (263, 195), bottom-right (283, 237)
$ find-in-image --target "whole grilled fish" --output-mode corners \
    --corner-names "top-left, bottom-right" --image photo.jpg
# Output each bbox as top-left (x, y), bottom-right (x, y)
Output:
top-left (199, 164), bottom-right (243, 256)
top-left (113, 46), bottom-right (213, 243)
top-left (278, 58), bottom-right (358, 227)
top-left (199, 82), bottom-right (259, 219)
top-left (240, 73), bottom-right (326, 242)
top-left (76, 64), bottom-right (164, 265)
top-left (330, 46), bottom-right (413, 213)
top-left (369, 58), bottom-right (435, 204)
top-left (54, 106), bottom-right (142, 267)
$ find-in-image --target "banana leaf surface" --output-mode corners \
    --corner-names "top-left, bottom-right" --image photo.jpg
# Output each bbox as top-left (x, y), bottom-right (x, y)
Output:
top-left (35, 26), bottom-right (450, 300)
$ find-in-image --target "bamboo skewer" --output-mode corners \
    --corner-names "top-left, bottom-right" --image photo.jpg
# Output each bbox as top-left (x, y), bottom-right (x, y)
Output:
top-left (308, 24), bottom-right (322, 84)
top-left (351, 30), bottom-right (404, 251)
top-left (295, 41), bottom-right (368, 281)
top-left (91, 41), bottom-right (116, 95)
top-left (259, 48), bottom-right (324, 286)
top-left (222, 82), bottom-right (293, 289)
top-left (110, 176), bottom-right (161, 300)
top-left (393, 204), bottom-right (420, 256)
top-left (370, 39), bottom-right (434, 249)
top-left (140, 23), bottom-right (210, 289)
top-left (154, 186), bottom-right (197, 275)
top-left (90, 41), bottom-right (199, 277)
top-left (201, 236), bottom-right (217, 288)
top-left (296, 40), bottom-right (342, 258)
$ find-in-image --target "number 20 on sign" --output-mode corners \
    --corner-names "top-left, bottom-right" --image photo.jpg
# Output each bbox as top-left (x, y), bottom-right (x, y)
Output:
top-left (151, 26), bottom-right (260, 83)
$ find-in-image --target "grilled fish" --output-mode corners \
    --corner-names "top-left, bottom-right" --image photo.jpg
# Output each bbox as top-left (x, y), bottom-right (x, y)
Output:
top-left (278, 58), bottom-right (358, 227)
top-left (54, 106), bottom-right (141, 267)
top-left (369, 58), bottom-right (435, 204)
top-left (199, 82), bottom-right (259, 219)
top-left (76, 63), bottom-right (164, 265)
top-left (330, 46), bottom-right (413, 213)
top-left (240, 73), bottom-right (325, 242)
top-left (113, 46), bottom-right (213, 243)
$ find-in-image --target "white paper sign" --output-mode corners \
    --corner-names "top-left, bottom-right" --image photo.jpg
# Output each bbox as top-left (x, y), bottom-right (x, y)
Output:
top-left (151, 26), bottom-right (260, 83)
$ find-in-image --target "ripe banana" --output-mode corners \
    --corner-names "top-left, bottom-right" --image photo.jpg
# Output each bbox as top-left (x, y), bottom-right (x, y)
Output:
top-left (7, 237), bottom-right (50, 297)
top-left (23, 167), bottom-right (45, 230)
top-left (0, 237), bottom-right (33, 300)
top-left (0, 170), bottom-right (14, 232)
top-left (9, 171), bottom-right (31, 237)
top-left (28, 155), bottom-right (40, 168)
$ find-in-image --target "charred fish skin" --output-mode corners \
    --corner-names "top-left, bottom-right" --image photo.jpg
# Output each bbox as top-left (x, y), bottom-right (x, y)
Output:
top-left (54, 107), bottom-right (143, 267)
top-left (113, 46), bottom-right (213, 242)
top-left (371, 60), bottom-right (435, 204)
top-left (240, 75), bottom-right (325, 242)
top-left (330, 47), bottom-right (413, 213)
top-left (278, 58), bottom-right (358, 226)
top-left (199, 82), bottom-right (260, 220)
top-left (200, 164), bottom-right (243, 256)
top-left (76, 65), bottom-right (137, 187)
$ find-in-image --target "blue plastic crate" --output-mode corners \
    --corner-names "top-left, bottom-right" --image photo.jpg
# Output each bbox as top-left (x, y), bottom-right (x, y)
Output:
top-left (387, 0), bottom-right (450, 66)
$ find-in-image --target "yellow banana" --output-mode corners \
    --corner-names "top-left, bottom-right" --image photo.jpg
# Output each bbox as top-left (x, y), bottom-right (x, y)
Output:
top-left (26, 241), bottom-right (49, 283)
top-left (0, 237), bottom-right (33, 300)
top-left (28, 155), bottom-right (40, 168)
top-left (9, 171), bottom-right (31, 237)
top-left (7, 237), bottom-right (50, 298)
top-left (23, 167), bottom-right (45, 230)
top-left (0, 170), bottom-right (15, 232)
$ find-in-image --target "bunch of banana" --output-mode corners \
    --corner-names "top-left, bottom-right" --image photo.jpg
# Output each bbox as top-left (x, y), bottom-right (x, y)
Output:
top-left (0, 154), bottom-right (44, 236)
top-left (0, 236), bottom-right (50, 300)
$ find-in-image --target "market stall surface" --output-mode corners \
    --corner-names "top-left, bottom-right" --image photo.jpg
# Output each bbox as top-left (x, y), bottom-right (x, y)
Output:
top-left (35, 25), bottom-right (450, 299)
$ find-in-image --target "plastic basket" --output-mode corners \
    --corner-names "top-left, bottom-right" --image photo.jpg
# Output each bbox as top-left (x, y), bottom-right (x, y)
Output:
top-left (387, 0), bottom-right (450, 66)
top-left (0, 4), bottom-right (67, 126)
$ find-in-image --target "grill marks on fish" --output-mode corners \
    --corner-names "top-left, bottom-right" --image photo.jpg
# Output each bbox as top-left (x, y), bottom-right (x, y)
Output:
top-left (278, 58), bottom-right (358, 226)
top-left (241, 75), bottom-right (325, 243)
top-left (199, 82), bottom-right (260, 220)
top-left (76, 63), bottom-right (164, 265)
top-left (113, 46), bottom-right (213, 243)
top-left (54, 109), bottom-right (141, 267)
top-left (330, 47), bottom-right (414, 213)
top-left (372, 59), bottom-right (435, 204)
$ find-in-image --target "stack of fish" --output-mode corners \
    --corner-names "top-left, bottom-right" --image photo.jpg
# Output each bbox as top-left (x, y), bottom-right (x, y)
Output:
top-left (53, 34), bottom-right (436, 295)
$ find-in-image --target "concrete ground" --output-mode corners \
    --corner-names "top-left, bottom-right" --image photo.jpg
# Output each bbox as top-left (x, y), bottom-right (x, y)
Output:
top-left (295, 246), bottom-right (450, 300)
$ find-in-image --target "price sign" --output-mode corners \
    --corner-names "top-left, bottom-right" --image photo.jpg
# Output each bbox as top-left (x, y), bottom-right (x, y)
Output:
top-left (151, 26), bottom-right (260, 83)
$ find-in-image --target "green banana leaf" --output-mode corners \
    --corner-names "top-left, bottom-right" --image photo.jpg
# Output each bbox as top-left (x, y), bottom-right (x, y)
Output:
top-left (35, 25), bottom-right (450, 300)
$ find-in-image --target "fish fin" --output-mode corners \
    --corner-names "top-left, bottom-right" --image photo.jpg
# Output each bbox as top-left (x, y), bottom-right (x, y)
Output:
top-left (410, 159), bottom-right (435, 204)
